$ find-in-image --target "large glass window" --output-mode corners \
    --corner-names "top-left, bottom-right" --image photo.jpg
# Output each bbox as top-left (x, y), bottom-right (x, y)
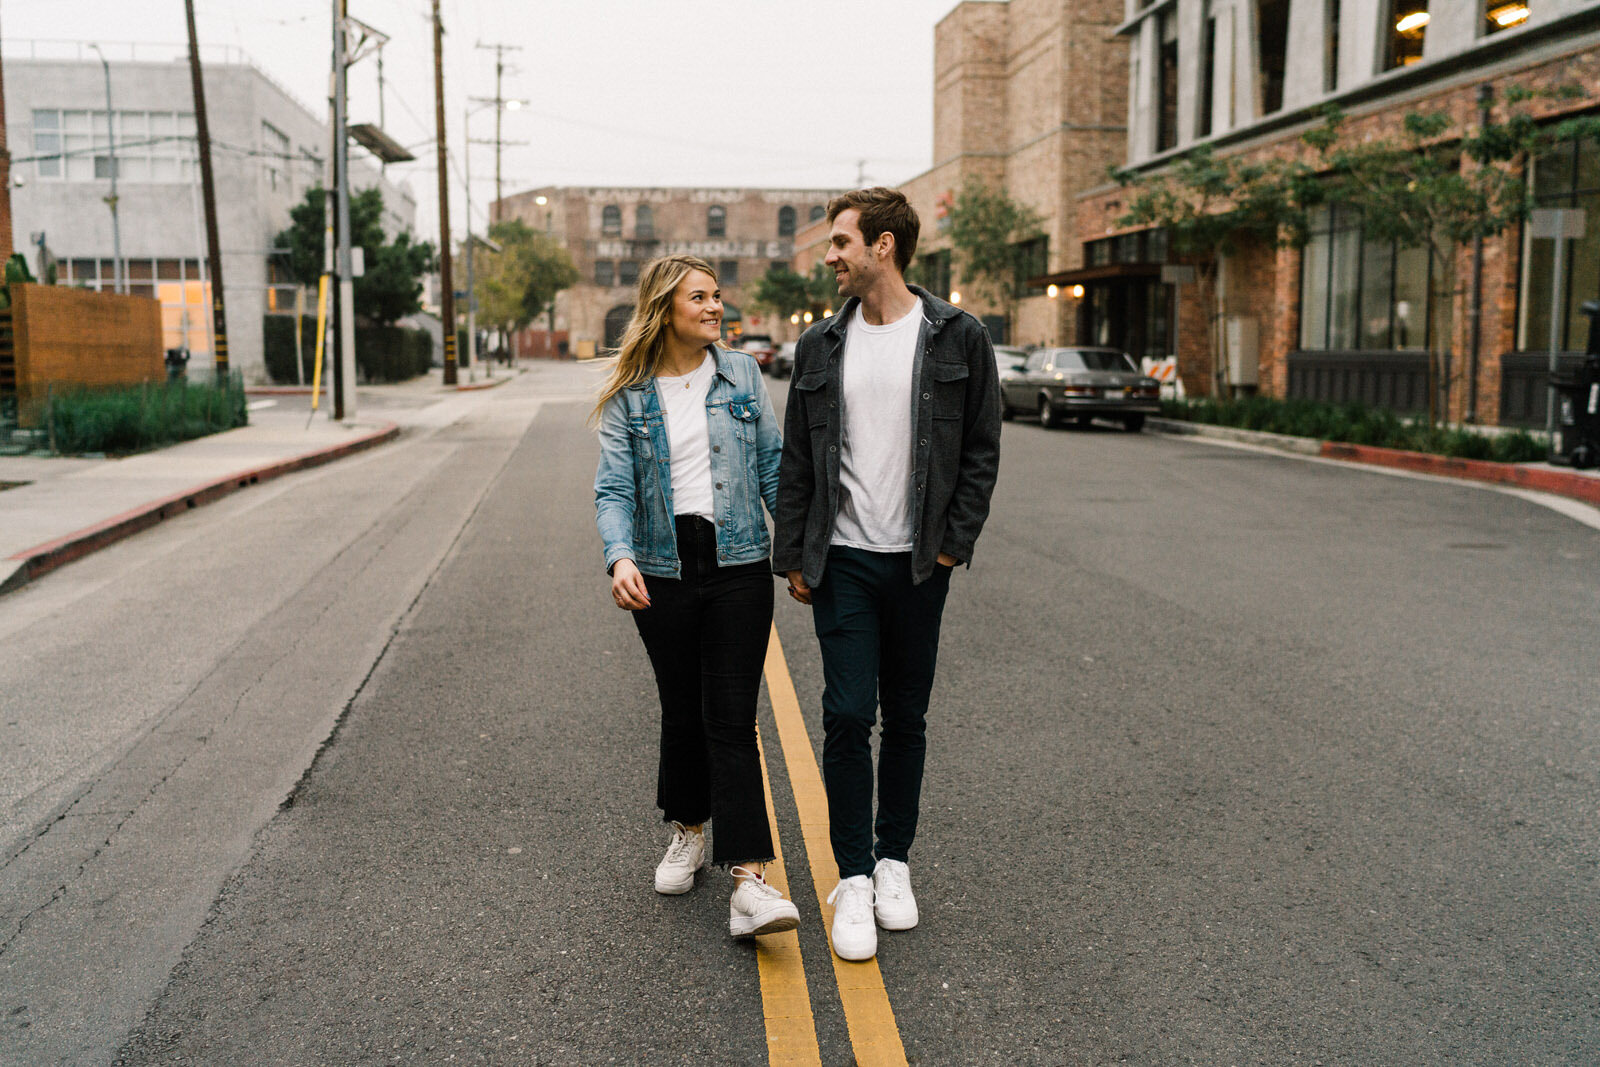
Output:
top-left (1299, 204), bottom-right (1431, 351)
top-left (1255, 0), bottom-right (1290, 115)
top-left (777, 206), bottom-right (796, 237)
top-left (594, 260), bottom-right (615, 287)
top-left (1519, 137), bottom-right (1600, 353)
top-left (917, 249), bottom-right (952, 299)
top-left (1156, 11), bottom-right (1179, 152)
top-left (1198, 1), bottom-right (1219, 137)
top-left (635, 204), bottom-right (654, 240)
top-left (1011, 237), bottom-right (1048, 297)
top-left (601, 205), bottom-right (622, 236)
top-left (707, 205), bottom-right (726, 238)
top-left (618, 260), bottom-right (640, 287)
top-left (1324, 0), bottom-right (1341, 93)
top-left (719, 259), bottom-right (739, 285)
top-left (1386, 0), bottom-right (1428, 70)
top-left (33, 108), bottom-right (195, 183)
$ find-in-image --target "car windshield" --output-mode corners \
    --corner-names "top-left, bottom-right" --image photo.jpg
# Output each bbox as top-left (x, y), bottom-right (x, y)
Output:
top-left (994, 347), bottom-right (1027, 368)
top-left (1050, 349), bottom-right (1137, 372)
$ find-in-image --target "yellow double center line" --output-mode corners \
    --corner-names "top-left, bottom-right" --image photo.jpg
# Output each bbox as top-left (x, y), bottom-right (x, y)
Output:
top-left (754, 624), bottom-right (908, 1066)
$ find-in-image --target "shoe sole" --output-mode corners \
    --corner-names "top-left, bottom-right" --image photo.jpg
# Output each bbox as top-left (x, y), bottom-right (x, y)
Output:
top-left (831, 937), bottom-right (877, 961)
top-left (655, 866), bottom-right (703, 895)
top-left (730, 906), bottom-right (801, 938)
top-left (875, 912), bottom-right (918, 931)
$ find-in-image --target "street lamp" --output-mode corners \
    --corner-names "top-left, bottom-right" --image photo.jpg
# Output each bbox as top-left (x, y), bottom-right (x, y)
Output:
top-left (86, 43), bottom-right (123, 295)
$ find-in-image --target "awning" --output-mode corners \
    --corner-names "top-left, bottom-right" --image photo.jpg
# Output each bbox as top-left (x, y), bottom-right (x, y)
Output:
top-left (1027, 262), bottom-right (1163, 289)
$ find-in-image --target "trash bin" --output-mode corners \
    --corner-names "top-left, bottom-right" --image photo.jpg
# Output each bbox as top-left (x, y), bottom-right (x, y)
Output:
top-left (164, 347), bottom-right (190, 382)
top-left (1548, 301), bottom-right (1600, 470)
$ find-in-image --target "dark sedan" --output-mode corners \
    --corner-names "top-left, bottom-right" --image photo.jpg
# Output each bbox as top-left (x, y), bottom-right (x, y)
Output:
top-left (999, 346), bottom-right (1160, 432)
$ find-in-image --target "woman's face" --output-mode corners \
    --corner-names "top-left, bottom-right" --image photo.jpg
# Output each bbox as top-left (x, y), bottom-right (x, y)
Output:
top-left (666, 269), bottom-right (723, 348)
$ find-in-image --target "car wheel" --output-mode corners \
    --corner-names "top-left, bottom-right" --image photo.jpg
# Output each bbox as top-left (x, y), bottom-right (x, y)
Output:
top-left (1038, 396), bottom-right (1057, 429)
top-left (1122, 414), bottom-right (1145, 433)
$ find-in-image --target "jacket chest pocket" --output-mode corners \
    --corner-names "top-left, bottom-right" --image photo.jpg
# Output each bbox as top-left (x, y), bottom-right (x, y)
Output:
top-left (628, 418), bottom-right (655, 460)
top-left (727, 397), bottom-right (761, 443)
top-left (930, 360), bottom-right (968, 419)
top-left (795, 371), bottom-right (829, 430)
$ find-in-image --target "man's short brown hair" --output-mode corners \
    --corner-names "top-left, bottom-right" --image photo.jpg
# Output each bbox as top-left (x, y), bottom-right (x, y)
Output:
top-left (827, 187), bottom-right (920, 274)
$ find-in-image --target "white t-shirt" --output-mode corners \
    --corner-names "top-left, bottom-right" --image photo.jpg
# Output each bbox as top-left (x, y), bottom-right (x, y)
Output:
top-left (832, 301), bottom-right (924, 551)
top-left (656, 352), bottom-right (716, 520)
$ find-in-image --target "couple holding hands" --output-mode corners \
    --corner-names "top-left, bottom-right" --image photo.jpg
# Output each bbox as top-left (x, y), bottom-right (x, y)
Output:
top-left (593, 187), bottom-right (1001, 962)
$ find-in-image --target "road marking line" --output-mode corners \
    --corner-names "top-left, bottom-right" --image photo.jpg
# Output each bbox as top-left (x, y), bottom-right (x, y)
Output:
top-left (765, 624), bottom-right (909, 1067)
top-left (754, 726), bottom-right (823, 1066)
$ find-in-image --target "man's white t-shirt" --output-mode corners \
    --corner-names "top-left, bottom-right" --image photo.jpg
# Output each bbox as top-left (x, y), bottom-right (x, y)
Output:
top-left (832, 301), bottom-right (924, 552)
top-left (657, 352), bottom-right (715, 520)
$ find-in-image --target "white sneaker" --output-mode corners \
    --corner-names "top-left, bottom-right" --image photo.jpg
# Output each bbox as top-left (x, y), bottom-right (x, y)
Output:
top-left (728, 867), bottom-right (801, 938)
top-left (826, 875), bottom-right (877, 961)
top-left (654, 822), bottom-right (705, 895)
top-left (872, 858), bottom-right (919, 931)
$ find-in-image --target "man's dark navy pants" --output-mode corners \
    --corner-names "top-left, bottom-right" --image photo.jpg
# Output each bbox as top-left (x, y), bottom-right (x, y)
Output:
top-left (811, 546), bottom-right (952, 879)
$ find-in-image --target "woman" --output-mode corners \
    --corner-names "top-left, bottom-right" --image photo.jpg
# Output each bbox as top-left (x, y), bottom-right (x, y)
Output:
top-left (593, 255), bottom-right (799, 939)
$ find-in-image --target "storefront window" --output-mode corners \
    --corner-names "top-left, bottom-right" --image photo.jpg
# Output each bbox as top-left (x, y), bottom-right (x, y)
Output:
top-left (1299, 204), bottom-right (1430, 351)
top-left (1520, 137), bottom-right (1600, 353)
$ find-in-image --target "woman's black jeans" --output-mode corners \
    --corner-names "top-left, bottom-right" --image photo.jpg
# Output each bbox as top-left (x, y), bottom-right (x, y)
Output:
top-left (632, 515), bottom-right (775, 868)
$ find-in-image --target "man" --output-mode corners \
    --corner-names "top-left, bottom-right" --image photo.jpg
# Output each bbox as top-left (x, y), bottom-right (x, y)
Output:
top-left (773, 187), bottom-right (1001, 961)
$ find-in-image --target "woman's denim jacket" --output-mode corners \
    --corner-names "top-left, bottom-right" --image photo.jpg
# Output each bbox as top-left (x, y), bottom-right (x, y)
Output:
top-left (595, 347), bottom-right (782, 578)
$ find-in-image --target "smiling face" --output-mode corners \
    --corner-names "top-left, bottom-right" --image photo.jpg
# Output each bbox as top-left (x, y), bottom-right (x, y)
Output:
top-left (665, 269), bottom-right (723, 348)
top-left (823, 208), bottom-right (886, 301)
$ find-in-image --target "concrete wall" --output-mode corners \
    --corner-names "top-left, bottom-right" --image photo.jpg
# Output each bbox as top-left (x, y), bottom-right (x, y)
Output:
top-left (6, 58), bottom-right (416, 383)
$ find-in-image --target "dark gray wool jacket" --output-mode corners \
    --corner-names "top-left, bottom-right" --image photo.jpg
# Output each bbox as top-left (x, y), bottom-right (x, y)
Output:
top-left (772, 285), bottom-right (1002, 588)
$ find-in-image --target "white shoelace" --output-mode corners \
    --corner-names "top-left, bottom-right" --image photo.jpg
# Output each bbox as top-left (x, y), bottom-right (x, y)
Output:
top-left (827, 878), bottom-right (874, 920)
top-left (731, 866), bottom-right (780, 899)
top-left (876, 863), bottom-right (909, 900)
top-left (664, 823), bottom-right (699, 865)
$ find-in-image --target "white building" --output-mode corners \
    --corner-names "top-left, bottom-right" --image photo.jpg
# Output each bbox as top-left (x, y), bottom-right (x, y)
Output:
top-left (5, 42), bottom-right (416, 383)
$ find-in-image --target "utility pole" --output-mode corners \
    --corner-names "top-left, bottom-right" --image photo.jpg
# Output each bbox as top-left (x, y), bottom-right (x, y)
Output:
top-left (184, 0), bottom-right (229, 382)
top-left (333, 0), bottom-right (357, 420)
top-left (434, 0), bottom-right (457, 385)
top-left (87, 44), bottom-right (123, 294)
top-left (474, 41), bottom-right (524, 208)
top-left (1, 12), bottom-right (16, 264)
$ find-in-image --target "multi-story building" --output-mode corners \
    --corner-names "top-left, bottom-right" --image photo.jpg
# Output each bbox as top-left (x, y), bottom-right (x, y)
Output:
top-left (5, 42), bottom-right (416, 383)
top-left (796, 0), bottom-right (1128, 348)
top-left (1069, 0), bottom-right (1600, 424)
top-left (493, 186), bottom-right (840, 355)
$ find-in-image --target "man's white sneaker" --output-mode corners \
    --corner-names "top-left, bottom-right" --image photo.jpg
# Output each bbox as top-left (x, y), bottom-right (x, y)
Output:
top-left (872, 858), bottom-right (919, 930)
top-left (654, 822), bottom-right (705, 895)
top-left (826, 875), bottom-right (878, 961)
top-left (728, 867), bottom-right (801, 938)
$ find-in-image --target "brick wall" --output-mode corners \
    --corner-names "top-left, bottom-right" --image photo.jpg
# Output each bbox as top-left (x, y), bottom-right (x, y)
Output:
top-left (10, 283), bottom-right (164, 424)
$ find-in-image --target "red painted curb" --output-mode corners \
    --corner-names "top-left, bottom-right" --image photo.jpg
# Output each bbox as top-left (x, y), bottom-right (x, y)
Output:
top-left (1, 422), bottom-right (401, 595)
top-left (1319, 441), bottom-right (1600, 507)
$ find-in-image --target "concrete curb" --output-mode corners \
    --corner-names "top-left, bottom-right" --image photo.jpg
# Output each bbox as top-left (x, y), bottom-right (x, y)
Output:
top-left (1148, 417), bottom-right (1600, 507)
top-left (0, 421), bottom-right (400, 597)
top-left (454, 375), bottom-right (512, 391)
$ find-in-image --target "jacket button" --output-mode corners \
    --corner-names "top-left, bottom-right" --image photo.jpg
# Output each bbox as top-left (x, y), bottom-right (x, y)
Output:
top-left (829, 445), bottom-right (837, 453)
top-left (717, 519), bottom-right (725, 527)
top-left (922, 392), bottom-right (931, 400)
top-left (715, 482), bottom-right (722, 489)
top-left (712, 445), bottom-right (721, 453)
top-left (920, 439), bottom-right (927, 446)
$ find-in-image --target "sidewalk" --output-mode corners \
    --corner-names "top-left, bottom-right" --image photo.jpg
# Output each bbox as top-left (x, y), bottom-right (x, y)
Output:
top-left (1148, 417), bottom-right (1600, 507)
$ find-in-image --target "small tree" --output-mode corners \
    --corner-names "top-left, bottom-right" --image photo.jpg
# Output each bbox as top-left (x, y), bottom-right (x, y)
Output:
top-left (1114, 146), bottom-right (1311, 394)
top-left (471, 220), bottom-right (578, 351)
top-left (944, 179), bottom-right (1043, 333)
top-left (275, 186), bottom-right (437, 326)
top-left (1302, 91), bottom-right (1600, 425)
top-left (750, 263), bottom-right (836, 324)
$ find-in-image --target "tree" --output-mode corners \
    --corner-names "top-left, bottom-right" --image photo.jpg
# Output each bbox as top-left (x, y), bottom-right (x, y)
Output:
top-left (471, 219), bottom-right (578, 343)
top-left (1301, 91), bottom-right (1600, 425)
top-left (275, 186), bottom-right (436, 327)
top-left (749, 262), bottom-right (835, 323)
top-left (1114, 145), bottom-right (1311, 394)
top-left (943, 178), bottom-right (1043, 332)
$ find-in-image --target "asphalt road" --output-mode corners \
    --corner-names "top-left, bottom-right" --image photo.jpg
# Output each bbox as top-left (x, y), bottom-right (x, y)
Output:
top-left (4, 361), bottom-right (1597, 1065)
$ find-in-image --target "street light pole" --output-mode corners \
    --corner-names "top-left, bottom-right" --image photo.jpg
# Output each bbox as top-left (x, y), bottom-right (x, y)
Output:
top-left (87, 44), bottom-right (123, 295)
top-left (433, 0), bottom-right (457, 386)
top-left (333, 0), bottom-right (357, 420)
top-left (463, 105), bottom-right (476, 379)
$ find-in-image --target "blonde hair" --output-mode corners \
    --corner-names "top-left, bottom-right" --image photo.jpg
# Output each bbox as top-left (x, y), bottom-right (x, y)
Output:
top-left (590, 255), bottom-right (718, 424)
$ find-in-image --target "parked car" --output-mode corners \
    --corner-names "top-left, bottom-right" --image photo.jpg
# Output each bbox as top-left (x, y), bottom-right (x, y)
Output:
top-left (733, 333), bottom-right (776, 370)
top-left (993, 345), bottom-right (1028, 399)
top-left (999, 346), bottom-right (1160, 432)
top-left (771, 342), bottom-right (797, 379)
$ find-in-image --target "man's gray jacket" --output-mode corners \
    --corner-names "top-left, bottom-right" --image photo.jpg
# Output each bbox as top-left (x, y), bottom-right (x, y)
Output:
top-left (772, 285), bottom-right (1002, 588)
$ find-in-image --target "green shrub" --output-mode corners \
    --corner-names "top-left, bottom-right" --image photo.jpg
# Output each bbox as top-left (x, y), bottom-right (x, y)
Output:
top-left (1161, 395), bottom-right (1547, 463)
top-left (263, 315), bottom-right (320, 383)
top-left (42, 376), bottom-right (247, 455)
top-left (262, 316), bottom-right (433, 384)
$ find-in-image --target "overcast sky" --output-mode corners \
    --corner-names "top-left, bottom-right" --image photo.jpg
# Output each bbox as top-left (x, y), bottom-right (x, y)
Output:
top-left (5, 0), bottom-right (966, 243)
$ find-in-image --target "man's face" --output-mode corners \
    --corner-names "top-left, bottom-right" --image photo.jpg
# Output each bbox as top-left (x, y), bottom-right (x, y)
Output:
top-left (823, 208), bottom-right (884, 301)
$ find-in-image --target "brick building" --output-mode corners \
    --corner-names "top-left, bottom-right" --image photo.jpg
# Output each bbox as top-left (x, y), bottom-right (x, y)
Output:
top-left (1065, 0), bottom-right (1600, 425)
top-left (493, 186), bottom-right (839, 356)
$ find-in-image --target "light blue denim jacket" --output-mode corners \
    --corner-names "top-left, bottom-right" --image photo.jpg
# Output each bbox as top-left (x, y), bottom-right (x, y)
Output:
top-left (595, 347), bottom-right (782, 578)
